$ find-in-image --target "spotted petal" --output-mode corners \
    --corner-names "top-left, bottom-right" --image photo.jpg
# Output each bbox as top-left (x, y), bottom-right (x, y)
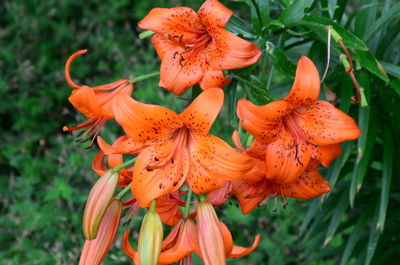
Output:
top-left (296, 101), bottom-right (361, 145)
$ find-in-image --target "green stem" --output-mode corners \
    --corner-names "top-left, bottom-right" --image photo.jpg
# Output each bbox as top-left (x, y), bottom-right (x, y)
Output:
top-left (116, 183), bottom-right (132, 200)
top-left (139, 30), bottom-right (155, 39)
top-left (112, 157), bottom-right (136, 172)
top-left (199, 195), bottom-right (206, 202)
top-left (150, 200), bottom-right (157, 212)
top-left (130, 72), bottom-right (160, 83)
top-left (183, 189), bottom-right (193, 218)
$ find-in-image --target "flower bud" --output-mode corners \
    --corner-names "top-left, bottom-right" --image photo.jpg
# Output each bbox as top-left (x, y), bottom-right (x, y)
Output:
top-left (83, 169), bottom-right (119, 239)
top-left (79, 199), bottom-right (122, 265)
top-left (138, 204), bottom-right (163, 265)
top-left (197, 200), bottom-right (226, 265)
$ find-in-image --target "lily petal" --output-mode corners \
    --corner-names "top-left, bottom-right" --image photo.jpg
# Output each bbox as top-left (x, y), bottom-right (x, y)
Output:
top-left (198, 0), bottom-right (233, 28)
top-left (138, 7), bottom-right (202, 41)
top-left (219, 221), bottom-right (260, 258)
top-left (92, 151), bottom-right (107, 176)
top-left (199, 69), bottom-right (231, 90)
top-left (266, 127), bottom-right (311, 184)
top-left (179, 88), bottom-right (224, 134)
top-left (232, 179), bottom-right (269, 215)
top-left (190, 134), bottom-right (259, 182)
top-left (284, 56), bottom-right (320, 107)
top-left (295, 101), bottom-right (361, 145)
top-left (281, 168), bottom-right (331, 199)
top-left (237, 99), bottom-right (292, 143)
top-left (159, 46), bottom-right (205, 95)
top-left (132, 144), bottom-right (189, 207)
top-left (313, 143), bottom-right (342, 167)
top-left (112, 94), bottom-right (183, 142)
top-left (159, 219), bottom-right (199, 264)
top-left (207, 28), bottom-right (261, 70)
top-left (98, 136), bottom-right (145, 155)
top-left (229, 234), bottom-right (260, 258)
top-left (69, 86), bottom-right (111, 119)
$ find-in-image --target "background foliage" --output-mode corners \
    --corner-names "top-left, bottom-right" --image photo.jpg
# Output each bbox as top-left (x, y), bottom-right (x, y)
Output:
top-left (0, 0), bottom-right (399, 264)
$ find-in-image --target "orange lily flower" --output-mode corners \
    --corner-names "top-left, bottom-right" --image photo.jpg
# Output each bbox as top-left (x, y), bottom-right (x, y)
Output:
top-left (101, 88), bottom-right (258, 207)
top-left (231, 131), bottom-right (332, 214)
top-left (197, 200), bottom-right (260, 265)
top-left (123, 218), bottom-right (200, 265)
top-left (63, 50), bottom-right (133, 145)
top-left (237, 56), bottom-right (361, 184)
top-left (138, 0), bottom-right (261, 95)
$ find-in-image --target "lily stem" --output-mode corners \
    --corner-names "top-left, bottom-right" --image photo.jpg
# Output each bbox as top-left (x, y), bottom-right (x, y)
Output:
top-left (130, 72), bottom-right (160, 83)
top-left (116, 183), bottom-right (132, 200)
top-left (112, 157), bottom-right (136, 172)
top-left (183, 188), bottom-right (193, 218)
top-left (150, 200), bottom-right (157, 212)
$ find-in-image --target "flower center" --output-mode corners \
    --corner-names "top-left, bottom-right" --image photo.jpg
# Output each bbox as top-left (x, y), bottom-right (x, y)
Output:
top-left (170, 29), bottom-right (211, 66)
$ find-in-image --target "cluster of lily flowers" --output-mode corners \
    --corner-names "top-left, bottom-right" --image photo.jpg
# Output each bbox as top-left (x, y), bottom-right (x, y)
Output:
top-left (63, 0), bottom-right (362, 264)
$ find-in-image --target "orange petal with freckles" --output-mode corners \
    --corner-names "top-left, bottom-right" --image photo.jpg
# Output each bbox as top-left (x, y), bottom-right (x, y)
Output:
top-left (219, 221), bottom-right (260, 258)
top-left (232, 179), bottom-right (269, 215)
top-left (198, 0), bottom-right (233, 28)
top-left (280, 168), bottom-right (331, 199)
top-left (151, 34), bottom-right (180, 61)
top-left (132, 144), bottom-right (189, 207)
top-left (180, 88), bottom-right (224, 134)
top-left (138, 7), bottom-right (202, 42)
top-left (266, 127), bottom-right (311, 184)
top-left (284, 56), bottom-right (320, 107)
top-left (199, 69), bottom-right (231, 90)
top-left (295, 101), bottom-right (362, 145)
top-left (313, 143), bottom-right (342, 167)
top-left (69, 86), bottom-right (112, 120)
top-left (159, 46), bottom-right (205, 96)
top-left (190, 134), bottom-right (260, 182)
top-left (237, 99), bottom-right (292, 143)
top-left (207, 28), bottom-right (261, 70)
top-left (112, 94), bottom-right (183, 142)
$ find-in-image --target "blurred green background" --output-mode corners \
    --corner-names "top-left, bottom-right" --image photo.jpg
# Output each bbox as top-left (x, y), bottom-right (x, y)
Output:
top-left (1, 0), bottom-right (399, 264)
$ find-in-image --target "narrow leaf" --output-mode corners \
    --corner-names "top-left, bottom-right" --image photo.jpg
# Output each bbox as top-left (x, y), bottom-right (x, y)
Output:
top-left (278, 0), bottom-right (314, 26)
top-left (323, 192), bottom-right (348, 247)
top-left (376, 127), bottom-right (393, 232)
top-left (340, 213), bottom-right (368, 265)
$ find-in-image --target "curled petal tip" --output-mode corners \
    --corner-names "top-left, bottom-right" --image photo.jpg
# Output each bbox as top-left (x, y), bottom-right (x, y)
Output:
top-left (65, 50), bottom-right (88, 89)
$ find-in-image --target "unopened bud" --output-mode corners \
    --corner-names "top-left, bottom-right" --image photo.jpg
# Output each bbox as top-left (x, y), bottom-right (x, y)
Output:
top-left (138, 201), bottom-right (163, 265)
top-left (197, 199), bottom-right (226, 265)
top-left (79, 199), bottom-right (122, 265)
top-left (83, 169), bottom-right (119, 239)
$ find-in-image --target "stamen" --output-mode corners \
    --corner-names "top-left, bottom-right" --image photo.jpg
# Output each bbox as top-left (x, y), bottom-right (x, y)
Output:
top-left (65, 49), bottom-right (87, 89)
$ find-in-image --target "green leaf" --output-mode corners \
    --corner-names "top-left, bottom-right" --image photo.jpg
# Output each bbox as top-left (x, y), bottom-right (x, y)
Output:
top-left (350, 112), bottom-right (378, 207)
top-left (340, 213), bottom-right (369, 265)
top-left (265, 42), bottom-right (296, 78)
top-left (376, 127), bottom-right (393, 232)
top-left (352, 50), bottom-right (389, 83)
top-left (365, 206), bottom-right (381, 265)
top-left (349, 72), bottom-right (372, 207)
top-left (381, 61), bottom-right (400, 79)
top-left (278, 0), bottom-right (314, 26)
top-left (363, 3), bottom-right (400, 42)
top-left (299, 15), bottom-right (369, 51)
top-left (226, 15), bottom-right (257, 39)
top-left (323, 192), bottom-right (348, 247)
top-left (299, 199), bottom-right (320, 236)
top-left (326, 141), bottom-right (354, 190)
